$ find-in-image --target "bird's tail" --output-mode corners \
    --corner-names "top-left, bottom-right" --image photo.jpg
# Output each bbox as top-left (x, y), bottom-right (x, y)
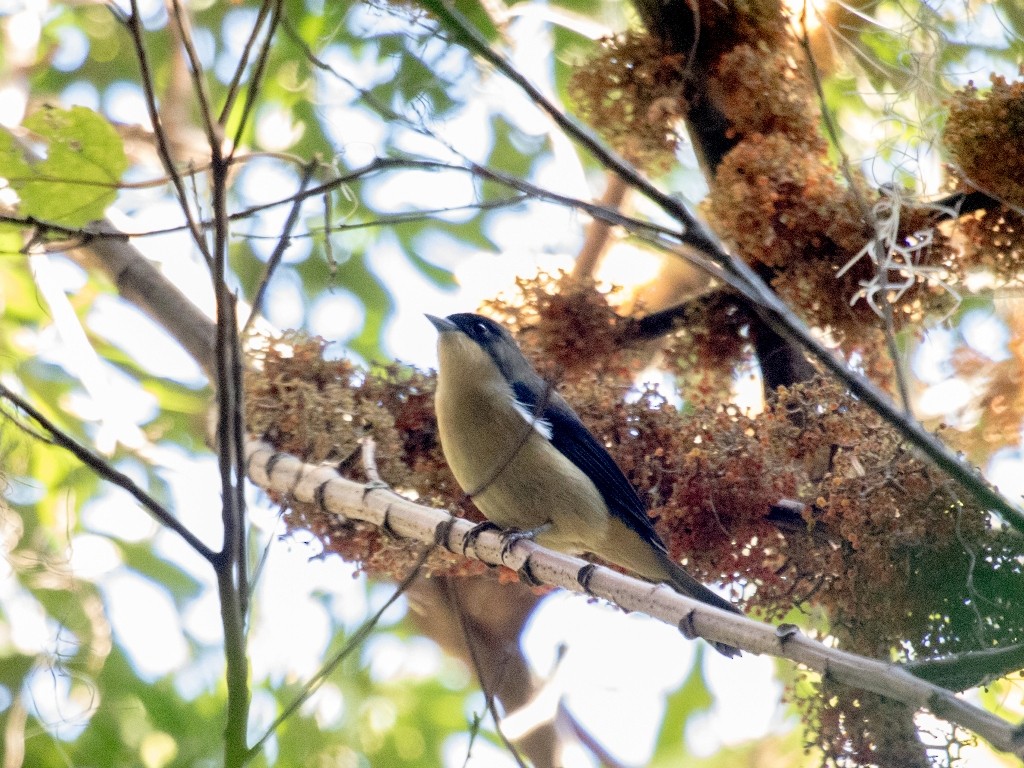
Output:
top-left (654, 549), bottom-right (742, 658)
top-left (596, 518), bottom-right (742, 657)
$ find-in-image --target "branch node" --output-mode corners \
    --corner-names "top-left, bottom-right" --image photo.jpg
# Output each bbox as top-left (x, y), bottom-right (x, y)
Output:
top-left (433, 516), bottom-right (457, 549)
top-left (517, 556), bottom-right (543, 587)
top-left (379, 503), bottom-right (398, 539)
top-left (313, 479), bottom-right (333, 514)
top-left (264, 451), bottom-right (286, 478)
top-left (462, 520), bottom-right (499, 555)
top-left (362, 479), bottom-right (391, 499)
top-left (576, 563), bottom-right (597, 594)
top-left (678, 609), bottom-right (699, 641)
top-left (776, 623), bottom-right (801, 645)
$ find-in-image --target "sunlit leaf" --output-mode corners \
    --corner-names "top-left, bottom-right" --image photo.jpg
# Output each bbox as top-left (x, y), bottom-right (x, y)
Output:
top-left (10, 106), bottom-right (127, 227)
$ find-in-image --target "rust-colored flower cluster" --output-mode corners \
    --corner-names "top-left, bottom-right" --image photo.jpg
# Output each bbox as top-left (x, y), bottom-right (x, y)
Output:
top-left (479, 271), bottom-right (639, 379)
top-left (244, 332), bottom-right (491, 582)
top-left (945, 75), bottom-right (1024, 209)
top-left (660, 289), bottom-right (753, 405)
top-left (248, 276), bottom-right (1021, 765)
top-left (568, 31), bottom-right (689, 173)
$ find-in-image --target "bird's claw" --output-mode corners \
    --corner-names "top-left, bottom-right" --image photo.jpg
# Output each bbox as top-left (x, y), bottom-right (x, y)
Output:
top-left (462, 520), bottom-right (500, 555)
top-left (576, 563), bottom-right (597, 594)
top-left (499, 528), bottom-right (535, 561)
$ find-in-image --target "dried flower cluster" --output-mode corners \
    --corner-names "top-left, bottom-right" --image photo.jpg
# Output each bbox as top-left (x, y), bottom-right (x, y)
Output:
top-left (247, 274), bottom-right (1021, 765)
top-left (708, 48), bottom-right (962, 358)
top-left (945, 75), bottom-right (1024, 209)
top-left (568, 31), bottom-right (688, 173)
top-left (946, 306), bottom-right (1024, 458)
top-left (244, 332), bottom-right (491, 582)
top-left (957, 204), bottom-right (1024, 286)
top-left (479, 272), bottom-right (641, 379)
top-left (714, 43), bottom-right (820, 142)
top-left (659, 289), bottom-right (753, 405)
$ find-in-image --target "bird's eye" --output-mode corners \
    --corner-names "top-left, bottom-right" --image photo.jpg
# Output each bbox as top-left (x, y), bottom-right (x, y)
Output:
top-left (474, 322), bottom-right (490, 337)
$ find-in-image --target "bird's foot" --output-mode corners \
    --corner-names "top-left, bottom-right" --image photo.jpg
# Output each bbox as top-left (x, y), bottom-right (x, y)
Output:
top-left (498, 523), bottom-right (551, 562)
top-left (499, 528), bottom-right (532, 561)
top-left (461, 520), bottom-right (500, 556)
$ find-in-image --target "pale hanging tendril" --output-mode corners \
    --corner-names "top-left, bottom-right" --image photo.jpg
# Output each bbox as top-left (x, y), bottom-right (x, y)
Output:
top-left (837, 186), bottom-right (961, 319)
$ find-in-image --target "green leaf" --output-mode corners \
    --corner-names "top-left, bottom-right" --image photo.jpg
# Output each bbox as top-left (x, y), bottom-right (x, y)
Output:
top-left (0, 128), bottom-right (32, 185)
top-left (650, 650), bottom-right (714, 765)
top-left (11, 106), bottom-right (127, 227)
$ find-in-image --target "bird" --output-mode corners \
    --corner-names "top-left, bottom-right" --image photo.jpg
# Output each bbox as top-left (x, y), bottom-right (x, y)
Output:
top-left (427, 312), bottom-right (741, 657)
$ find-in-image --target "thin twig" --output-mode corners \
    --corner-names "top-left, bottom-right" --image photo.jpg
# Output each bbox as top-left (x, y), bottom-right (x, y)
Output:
top-left (0, 382), bottom-right (216, 561)
top-left (167, 0), bottom-right (220, 158)
top-left (248, 505), bottom-right (286, 604)
top-left (229, 0), bottom-right (283, 158)
top-left (243, 546), bottom-right (432, 764)
top-left (118, 0), bottom-right (211, 263)
top-left (219, 0), bottom-right (274, 125)
top-left (416, 0), bottom-right (698, 230)
top-left (794, 5), bottom-right (911, 413)
top-left (242, 158), bottom-right (318, 335)
top-left (1, 192), bottom-right (531, 244)
top-left (360, 436), bottom-right (383, 485)
top-left (464, 380), bottom-right (554, 500)
top-left (448, 580), bottom-right (530, 768)
top-left (572, 172), bottom-right (629, 280)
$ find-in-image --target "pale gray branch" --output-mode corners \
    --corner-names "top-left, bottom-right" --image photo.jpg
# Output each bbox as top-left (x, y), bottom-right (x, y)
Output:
top-left (246, 437), bottom-right (1024, 759)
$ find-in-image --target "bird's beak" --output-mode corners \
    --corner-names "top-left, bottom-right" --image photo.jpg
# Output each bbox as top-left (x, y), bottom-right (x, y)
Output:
top-left (426, 314), bottom-right (458, 334)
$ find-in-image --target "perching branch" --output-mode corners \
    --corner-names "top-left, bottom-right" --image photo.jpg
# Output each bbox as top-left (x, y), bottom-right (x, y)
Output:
top-left (245, 437), bottom-right (1024, 758)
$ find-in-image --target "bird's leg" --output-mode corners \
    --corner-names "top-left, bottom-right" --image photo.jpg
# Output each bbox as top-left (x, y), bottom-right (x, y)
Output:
top-left (499, 523), bottom-right (552, 561)
top-left (461, 520), bottom-right (501, 555)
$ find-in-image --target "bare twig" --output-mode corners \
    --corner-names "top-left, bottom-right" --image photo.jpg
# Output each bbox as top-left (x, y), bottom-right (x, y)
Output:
top-left (119, 0), bottom-right (211, 264)
top-left (219, 0), bottom-right (275, 125)
top-left (0, 382), bottom-right (217, 561)
top-left (228, 0), bottom-right (283, 157)
top-left (167, 0), bottom-right (220, 157)
top-left (243, 546), bottom-right (431, 764)
top-left (905, 643), bottom-right (1024, 693)
top-left (1, 192), bottom-right (530, 244)
top-left (794, 8), bottom-right (911, 413)
top-left (448, 580), bottom-right (531, 768)
top-left (242, 158), bottom-right (318, 334)
top-left (572, 173), bottom-right (629, 280)
top-left (416, 0), bottom-right (699, 232)
top-left (67, 221), bottom-right (217, 379)
top-left (360, 436), bottom-right (383, 485)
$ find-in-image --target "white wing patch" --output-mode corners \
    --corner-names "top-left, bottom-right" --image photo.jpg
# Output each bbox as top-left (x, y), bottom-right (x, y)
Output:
top-left (512, 398), bottom-right (553, 440)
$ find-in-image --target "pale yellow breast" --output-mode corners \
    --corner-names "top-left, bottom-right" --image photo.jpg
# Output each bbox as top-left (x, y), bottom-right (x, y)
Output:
top-left (434, 337), bottom-right (609, 554)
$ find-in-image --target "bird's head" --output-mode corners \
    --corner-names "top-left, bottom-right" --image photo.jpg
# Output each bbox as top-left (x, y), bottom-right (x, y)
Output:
top-left (426, 313), bottom-right (531, 384)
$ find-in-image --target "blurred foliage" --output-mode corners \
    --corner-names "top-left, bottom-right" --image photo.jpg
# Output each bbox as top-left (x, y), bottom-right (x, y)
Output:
top-left (1, 0), bottom-right (1024, 766)
top-left (0, 105), bottom-right (127, 227)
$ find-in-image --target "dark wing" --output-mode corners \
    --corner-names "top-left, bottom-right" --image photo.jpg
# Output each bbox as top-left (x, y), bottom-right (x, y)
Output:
top-left (511, 380), bottom-right (665, 550)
